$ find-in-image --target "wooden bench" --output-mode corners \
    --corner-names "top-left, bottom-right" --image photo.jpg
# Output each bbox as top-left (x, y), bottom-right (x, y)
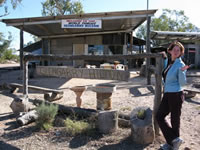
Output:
top-left (9, 83), bottom-right (64, 102)
top-left (184, 88), bottom-right (200, 99)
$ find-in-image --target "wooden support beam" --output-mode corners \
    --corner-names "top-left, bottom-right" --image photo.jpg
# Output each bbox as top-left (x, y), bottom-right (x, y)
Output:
top-left (23, 61), bottom-right (28, 97)
top-left (146, 16), bottom-right (151, 85)
top-left (153, 57), bottom-right (163, 135)
top-left (23, 53), bottom-right (162, 62)
top-left (20, 27), bottom-right (24, 70)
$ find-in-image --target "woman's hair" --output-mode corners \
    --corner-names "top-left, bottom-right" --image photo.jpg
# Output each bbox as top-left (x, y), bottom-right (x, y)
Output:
top-left (167, 41), bottom-right (185, 56)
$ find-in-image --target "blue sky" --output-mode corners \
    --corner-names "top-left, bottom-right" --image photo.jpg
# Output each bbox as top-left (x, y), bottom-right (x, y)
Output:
top-left (1, 0), bottom-right (200, 50)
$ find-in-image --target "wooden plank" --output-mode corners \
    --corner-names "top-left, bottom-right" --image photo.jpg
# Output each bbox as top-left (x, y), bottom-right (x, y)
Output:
top-left (10, 83), bottom-right (63, 94)
top-left (24, 53), bottom-right (162, 61)
top-left (36, 66), bottom-right (130, 81)
top-left (184, 89), bottom-right (200, 94)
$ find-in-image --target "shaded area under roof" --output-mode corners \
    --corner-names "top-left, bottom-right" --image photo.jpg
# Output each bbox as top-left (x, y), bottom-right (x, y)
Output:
top-left (2, 10), bottom-right (157, 38)
top-left (150, 31), bottom-right (200, 41)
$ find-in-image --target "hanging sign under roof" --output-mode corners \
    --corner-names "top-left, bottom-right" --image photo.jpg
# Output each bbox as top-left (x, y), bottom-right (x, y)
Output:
top-left (61, 19), bottom-right (102, 29)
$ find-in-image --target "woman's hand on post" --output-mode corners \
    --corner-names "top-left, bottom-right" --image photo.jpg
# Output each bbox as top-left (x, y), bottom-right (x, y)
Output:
top-left (181, 65), bottom-right (190, 71)
top-left (160, 51), bottom-right (167, 59)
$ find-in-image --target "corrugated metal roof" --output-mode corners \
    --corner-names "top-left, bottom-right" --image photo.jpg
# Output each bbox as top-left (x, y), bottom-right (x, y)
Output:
top-left (2, 10), bottom-right (157, 38)
top-left (150, 31), bottom-right (200, 41)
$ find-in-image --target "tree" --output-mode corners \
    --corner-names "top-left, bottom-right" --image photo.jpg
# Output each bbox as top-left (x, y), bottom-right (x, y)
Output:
top-left (136, 9), bottom-right (200, 46)
top-left (0, 32), bottom-right (12, 55)
top-left (41, 0), bottom-right (84, 16)
top-left (0, 0), bottom-right (22, 17)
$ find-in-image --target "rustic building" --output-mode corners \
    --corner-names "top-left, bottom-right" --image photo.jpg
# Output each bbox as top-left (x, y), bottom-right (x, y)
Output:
top-left (2, 10), bottom-right (156, 68)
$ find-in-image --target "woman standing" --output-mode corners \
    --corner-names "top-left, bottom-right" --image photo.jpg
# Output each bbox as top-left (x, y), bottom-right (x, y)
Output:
top-left (156, 41), bottom-right (189, 150)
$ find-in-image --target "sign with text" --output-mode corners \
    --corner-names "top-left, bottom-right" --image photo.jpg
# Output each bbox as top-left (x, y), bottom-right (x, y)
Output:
top-left (61, 19), bottom-right (102, 29)
top-left (36, 66), bottom-right (129, 81)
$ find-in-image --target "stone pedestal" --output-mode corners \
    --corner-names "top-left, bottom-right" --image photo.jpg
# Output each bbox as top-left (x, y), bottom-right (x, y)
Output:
top-left (70, 86), bottom-right (86, 107)
top-left (91, 83), bottom-right (116, 110)
top-left (97, 93), bottom-right (112, 110)
top-left (97, 110), bottom-right (118, 134)
top-left (130, 107), bottom-right (155, 145)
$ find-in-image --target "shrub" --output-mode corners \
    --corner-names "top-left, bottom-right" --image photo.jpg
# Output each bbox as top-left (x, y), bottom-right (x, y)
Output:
top-left (36, 102), bottom-right (58, 131)
top-left (137, 109), bottom-right (146, 120)
top-left (64, 118), bottom-right (94, 136)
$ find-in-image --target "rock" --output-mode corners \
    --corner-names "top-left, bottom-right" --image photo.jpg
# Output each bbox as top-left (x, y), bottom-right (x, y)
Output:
top-left (97, 110), bottom-right (118, 134)
top-left (130, 107), bottom-right (155, 145)
top-left (10, 95), bottom-right (31, 116)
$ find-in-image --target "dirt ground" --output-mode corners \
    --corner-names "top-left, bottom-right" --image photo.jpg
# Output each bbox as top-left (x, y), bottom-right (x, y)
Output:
top-left (0, 64), bottom-right (200, 150)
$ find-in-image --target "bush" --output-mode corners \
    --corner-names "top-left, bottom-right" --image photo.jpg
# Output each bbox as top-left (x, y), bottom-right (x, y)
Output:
top-left (0, 49), bottom-right (19, 63)
top-left (36, 102), bottom-right (58, 131)
top-left (64, 118), bottom-right (94, 136)
top-left (137, 109), bottom-right (146, 120)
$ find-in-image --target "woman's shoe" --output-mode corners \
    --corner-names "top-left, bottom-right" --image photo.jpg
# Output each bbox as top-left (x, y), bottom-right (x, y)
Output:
top-left (160, 143), bottom-right (172, 150)
top-left (172, 137), bottom-right (183, 150)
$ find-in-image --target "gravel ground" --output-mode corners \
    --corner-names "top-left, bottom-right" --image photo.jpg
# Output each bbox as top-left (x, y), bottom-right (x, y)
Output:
top-left (0, 65), bottom-right (200, 150)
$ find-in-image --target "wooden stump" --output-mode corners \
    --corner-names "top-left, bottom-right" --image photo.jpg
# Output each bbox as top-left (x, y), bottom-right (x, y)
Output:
top-left (10, 95), bottom-right (31, 116)
top-left (130, 107), bottom-right (155, 145)
top-left (97, 110), bottom-right (118, 134)
top-left (17, 110), bottom-right (38, 126)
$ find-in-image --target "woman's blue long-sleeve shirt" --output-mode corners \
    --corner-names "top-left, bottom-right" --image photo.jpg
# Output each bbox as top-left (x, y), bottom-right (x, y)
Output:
top-left (163, 57), bottom-right (187, 93)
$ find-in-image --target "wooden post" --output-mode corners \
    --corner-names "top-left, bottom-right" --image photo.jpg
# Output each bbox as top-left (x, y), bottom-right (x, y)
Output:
top-left (153, 57), bottom-right (163, 135)
top-left (146, 16), bottom-right (151, 85)
top-left (20, 27), bottom-right (24, 70)
top-left (23, 60), bottom-right (29, 97)
top-left (47, 39), bottom-right (51, 65)
top-left (130, 31), bottom-right (133, 54)
top-left (123, 33), bottom-right (127, 65)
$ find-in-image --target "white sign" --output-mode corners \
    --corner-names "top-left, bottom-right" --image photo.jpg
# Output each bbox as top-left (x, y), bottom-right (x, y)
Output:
top-left (61, 19), bottom-right (102, 29)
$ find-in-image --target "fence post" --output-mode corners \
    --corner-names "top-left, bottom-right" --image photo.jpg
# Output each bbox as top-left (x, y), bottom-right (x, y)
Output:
top-left (23, 60), bottom-right (29, 97)
top-left (153, 57), bottom-right (163, 135)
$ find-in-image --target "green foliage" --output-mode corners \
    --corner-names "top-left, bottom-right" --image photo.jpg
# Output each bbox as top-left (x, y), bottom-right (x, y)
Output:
top-left (0, 0), bottom-right (22, 17)
top-left (41, 0), bottom-right (84, 16)
top-left (0, 32), bottom-right (19, 63)
top-left (64, 118), bottom-right (94, 136)
top-left (0, 32), bottom-right (11, 54)
top-left (36, 102), bottom-right (58, 131)
top-left (2, 49), bottom-right (13, 60)
top-left (137, 109), bottom-right (146, 120)
top-left (136, 9), bottom-right (200, 46)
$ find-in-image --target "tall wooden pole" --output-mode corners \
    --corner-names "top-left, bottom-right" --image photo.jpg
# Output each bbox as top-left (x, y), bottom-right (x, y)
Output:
top-left (153, 57), bottom-right (163, 135)
top-left (123, 33), bottom-right (127, 65)
top-left (146, 16), bottom-right (151, 85)
top-left (130, 31), bottom-right (133, 54)
top-left (20, 27), bottom-right (24, 70)
top-left (23, 60), bottom-right (28, 97)
top-left (146, 0), bottom-right (151, 85)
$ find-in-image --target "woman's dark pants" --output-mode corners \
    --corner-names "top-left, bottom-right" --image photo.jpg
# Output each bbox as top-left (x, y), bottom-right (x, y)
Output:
top-left (156, 91), bottom-right (184, 145)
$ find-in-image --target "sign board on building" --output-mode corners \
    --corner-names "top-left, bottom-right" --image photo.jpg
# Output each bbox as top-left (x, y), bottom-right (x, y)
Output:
top-left (61, 19), bottom-right (102, 29)
top-left (36, 66), bottom-right (129, 81)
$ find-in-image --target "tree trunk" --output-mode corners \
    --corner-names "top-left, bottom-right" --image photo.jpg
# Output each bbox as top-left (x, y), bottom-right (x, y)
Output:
top-left (17, 110), bottom-right (38, 126)
top-left (24, 98), bottom-right (131, 127)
